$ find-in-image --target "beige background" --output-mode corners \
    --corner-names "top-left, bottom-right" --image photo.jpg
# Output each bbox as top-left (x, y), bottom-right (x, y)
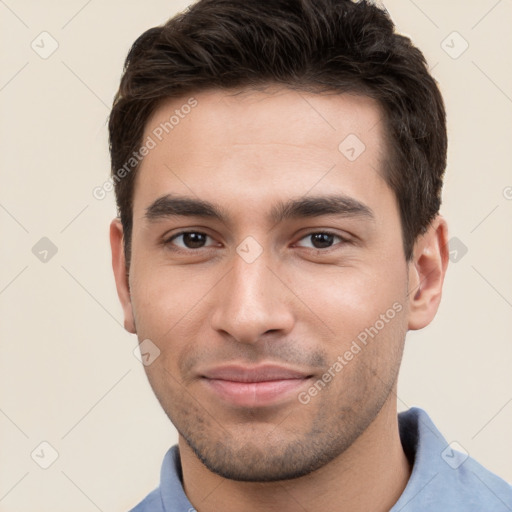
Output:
top-left (0, 0), bottom-right (511, 510)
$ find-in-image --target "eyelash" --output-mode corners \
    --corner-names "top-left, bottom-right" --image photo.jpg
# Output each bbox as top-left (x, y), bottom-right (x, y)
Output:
top-left (163, 231), bottom-right (219, 253)
top-left (163, 230), bottom-right (350, 253)
top-left (296, 231), bottom-right (351, 251)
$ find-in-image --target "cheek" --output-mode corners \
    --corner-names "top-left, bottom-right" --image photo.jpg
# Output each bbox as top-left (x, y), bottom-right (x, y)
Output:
top-left (130, 258), bottom-right (213, 337)
top-left (295, 258), bottom-right (408, 345)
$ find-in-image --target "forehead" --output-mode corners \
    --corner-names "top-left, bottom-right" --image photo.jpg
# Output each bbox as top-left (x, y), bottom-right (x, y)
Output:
top-left (145, 86), bottom-right (384, 150)
top-left (133, 86), bottom-right (391, 223)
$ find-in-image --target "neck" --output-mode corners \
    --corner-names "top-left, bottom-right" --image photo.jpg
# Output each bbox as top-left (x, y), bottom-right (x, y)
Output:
top-left (179, 397), bottom-right (411, 512)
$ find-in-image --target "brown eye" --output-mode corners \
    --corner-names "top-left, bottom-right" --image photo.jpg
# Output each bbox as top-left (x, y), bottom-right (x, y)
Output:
top-left (296, 232), bottom-right (346, 250)
top-left (167, 232), bottom-right (213, 250)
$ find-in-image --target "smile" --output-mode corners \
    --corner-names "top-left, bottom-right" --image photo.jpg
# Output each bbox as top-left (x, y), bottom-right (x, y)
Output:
top-left (200, 364), bottom-right (313, 407)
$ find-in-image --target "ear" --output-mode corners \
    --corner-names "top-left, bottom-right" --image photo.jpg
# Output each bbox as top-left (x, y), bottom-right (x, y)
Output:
top-left (110, 218), bottom-right (136, 334)
top-left (407, 215), bottom-right (449, 331)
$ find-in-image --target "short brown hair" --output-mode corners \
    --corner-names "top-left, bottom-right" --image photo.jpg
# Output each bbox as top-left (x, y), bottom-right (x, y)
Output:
top-left (108, 0), bottom-right (447, 266)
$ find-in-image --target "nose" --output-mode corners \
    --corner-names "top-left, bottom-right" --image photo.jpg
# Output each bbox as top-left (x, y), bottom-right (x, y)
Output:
top-left (209, 249), bottom-right (295, 345)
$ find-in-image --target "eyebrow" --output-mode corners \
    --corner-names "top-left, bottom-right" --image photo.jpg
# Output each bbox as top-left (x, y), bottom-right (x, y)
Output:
top-left (144, 195), bottom-right (230, 222)
top-left (270, 194), bottom-right (374, 223)
top-left (144, 193), bottom-right (374, 225)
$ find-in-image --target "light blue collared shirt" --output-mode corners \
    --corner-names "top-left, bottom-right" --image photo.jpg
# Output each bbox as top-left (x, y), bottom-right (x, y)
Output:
top-left (130, 407), bottom-right (512, 511)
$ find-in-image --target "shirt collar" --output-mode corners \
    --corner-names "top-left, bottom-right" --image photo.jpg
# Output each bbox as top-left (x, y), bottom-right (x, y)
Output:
top-left (156, 407), bottom-right (512, 511)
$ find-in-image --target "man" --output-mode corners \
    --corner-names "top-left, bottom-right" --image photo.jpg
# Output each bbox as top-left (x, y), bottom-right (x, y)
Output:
top-left (108, 1), bottom-right (512, 510)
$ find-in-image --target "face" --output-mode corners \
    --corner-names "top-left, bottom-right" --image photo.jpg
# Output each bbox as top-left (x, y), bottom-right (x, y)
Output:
top-left (111, 86), bottom-right (444, 482)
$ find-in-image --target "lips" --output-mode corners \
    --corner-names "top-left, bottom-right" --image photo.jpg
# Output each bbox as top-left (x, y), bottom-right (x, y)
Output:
top-left (201, 364), bottom-right (312, 407)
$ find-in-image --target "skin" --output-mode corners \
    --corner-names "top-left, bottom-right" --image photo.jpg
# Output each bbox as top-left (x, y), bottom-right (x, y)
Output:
top-left (110, 86), bottom-right (449, 512)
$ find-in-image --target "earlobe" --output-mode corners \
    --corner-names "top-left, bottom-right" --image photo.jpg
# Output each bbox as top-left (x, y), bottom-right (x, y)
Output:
top-left (109, 218), bottom-right (137, 334)
top-left (407, 215), bottom-right (449, 331)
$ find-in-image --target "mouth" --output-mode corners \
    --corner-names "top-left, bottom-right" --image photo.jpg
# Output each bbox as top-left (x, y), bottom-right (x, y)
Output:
top-left (200, 364), bottom-right (313, 407)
